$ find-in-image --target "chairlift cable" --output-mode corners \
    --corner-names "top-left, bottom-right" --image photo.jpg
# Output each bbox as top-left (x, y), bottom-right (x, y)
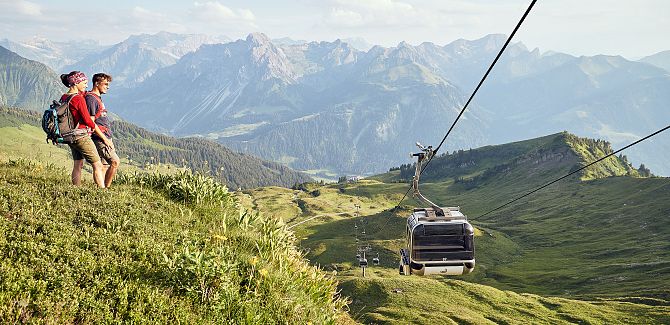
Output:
top-left (394, 0), bottom-right (538, 209)
top-left (477, 124), bottom-right (670, 218)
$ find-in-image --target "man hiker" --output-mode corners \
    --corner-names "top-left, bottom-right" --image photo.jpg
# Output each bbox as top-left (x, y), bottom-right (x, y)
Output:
top-left (84, 73), bottom-right (120, 188)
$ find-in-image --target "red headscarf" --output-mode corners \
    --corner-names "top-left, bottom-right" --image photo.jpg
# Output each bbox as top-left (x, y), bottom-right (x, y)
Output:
top-left (67, 72), bottom-right (87, 87)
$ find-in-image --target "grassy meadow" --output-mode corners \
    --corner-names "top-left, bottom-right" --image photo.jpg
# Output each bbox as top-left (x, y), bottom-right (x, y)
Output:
top-left (241, 176), bottom-right (670, 323)
top-left (1, 109), bottom-right (668, 323)
top-left (0, 160), bottom-right (351, 323)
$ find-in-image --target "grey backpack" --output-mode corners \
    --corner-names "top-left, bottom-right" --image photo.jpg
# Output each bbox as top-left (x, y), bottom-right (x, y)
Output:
top-left (42, 95), bottom-right (88, 144)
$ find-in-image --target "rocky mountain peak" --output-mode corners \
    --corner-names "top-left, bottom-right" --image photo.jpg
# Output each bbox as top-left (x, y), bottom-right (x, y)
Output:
top-left (240, 33), bottom-right (296, 82)
top-left (246, 32), bottom-right (272, 46)
top-left (479, 33), bottom-right (507, 50)
top-left (389, 41), bottom-right (422, 62)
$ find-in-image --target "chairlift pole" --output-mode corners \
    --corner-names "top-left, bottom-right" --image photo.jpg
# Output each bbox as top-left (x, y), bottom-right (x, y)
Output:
top-left (412, 143), bottom-right (445, 216)
top-left (362, 251), bottom-right (366, 277)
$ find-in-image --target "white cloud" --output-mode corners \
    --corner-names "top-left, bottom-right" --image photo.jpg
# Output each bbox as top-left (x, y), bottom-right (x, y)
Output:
top-left (192, 1), bottom-right (255, 22)
top-left (333, 0), bottom-right (414, 12)
top-left (0, 0), bottom-right (43, 16)
top-left (326, 8), bottom-right (364, 27)
top-left (131, 6), bottom-right (169, 22)
top-left (323, 0), bottom-right (429, 29)
top-left (596, 124), bottom-right (641, 144)
top-left (238, 9), bottom-right (256, 21)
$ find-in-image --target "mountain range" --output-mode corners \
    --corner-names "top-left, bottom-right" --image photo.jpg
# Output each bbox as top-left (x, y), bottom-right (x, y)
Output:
top-left (0, 36), bottom-right (104, 71)
top-left (107, 32), bottom-right (669, 176)
top-left (2, 32), bottom-right (668, 176)
top-left (63, 31), bottom-right (230, 87)
top-left (640, 50), bottom-right (670, 72)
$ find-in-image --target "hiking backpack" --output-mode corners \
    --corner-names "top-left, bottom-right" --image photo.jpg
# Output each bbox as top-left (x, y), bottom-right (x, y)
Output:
top-left (41, 95), bottom-right (88, 144)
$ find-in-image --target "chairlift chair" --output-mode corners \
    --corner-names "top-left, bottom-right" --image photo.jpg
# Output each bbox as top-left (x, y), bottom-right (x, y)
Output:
top-left (359, 258), bottom-right (368, 267)
top-left (373, 254), bottom-right (380, 266)
top-left (399, 143), bottom-right (476, 276)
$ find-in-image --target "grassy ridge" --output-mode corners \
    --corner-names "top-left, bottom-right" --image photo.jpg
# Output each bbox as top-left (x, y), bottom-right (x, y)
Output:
top-left (0, 160), bottom-right (350, 323)
top-left (382, 132), bottom-right (639, 185)
top-left (340, 274), bottom-right (669, 324)
top-left (243, 182), bottom-right (670, 323)
top-left (241, 132), bottom-right (670, 322)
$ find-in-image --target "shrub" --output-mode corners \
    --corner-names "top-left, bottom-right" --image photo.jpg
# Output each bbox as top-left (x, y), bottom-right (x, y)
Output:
top-left (117, 170), bottom-right (235, 207)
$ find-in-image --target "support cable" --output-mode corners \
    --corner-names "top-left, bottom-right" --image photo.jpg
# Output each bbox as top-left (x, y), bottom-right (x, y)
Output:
top-left (395, 0), bottom-right (538, 209)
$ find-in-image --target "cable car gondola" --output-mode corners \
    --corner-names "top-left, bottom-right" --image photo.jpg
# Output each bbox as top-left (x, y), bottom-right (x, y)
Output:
top-left (399, 143), bottom-right (475, 276)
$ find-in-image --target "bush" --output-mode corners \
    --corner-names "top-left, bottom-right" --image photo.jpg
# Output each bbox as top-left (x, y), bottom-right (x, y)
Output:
top-left (117, 170), bottom-right (235, 207)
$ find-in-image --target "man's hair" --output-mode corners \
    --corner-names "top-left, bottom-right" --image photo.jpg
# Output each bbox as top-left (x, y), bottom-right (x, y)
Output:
top-left (92, 73), bottom-right (113, 85)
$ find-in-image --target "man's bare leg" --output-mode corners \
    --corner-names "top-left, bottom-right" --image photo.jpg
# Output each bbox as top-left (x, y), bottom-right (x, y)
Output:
top-left (92, 161), bottom-right (105, 188)
top-left (104, 158), bottom-right (119, 188)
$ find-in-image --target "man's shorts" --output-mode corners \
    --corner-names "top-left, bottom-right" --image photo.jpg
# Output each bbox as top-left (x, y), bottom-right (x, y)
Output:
top-left (69, 136), bottom-right (101, 164)
top-left (93, 138), bottom-right (120, 166)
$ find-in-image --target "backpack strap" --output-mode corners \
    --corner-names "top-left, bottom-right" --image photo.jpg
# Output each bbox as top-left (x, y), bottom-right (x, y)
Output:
top-left (61, 94), bottom-right (80, 130)
top-left (84, 92), bottom-right (109, 134)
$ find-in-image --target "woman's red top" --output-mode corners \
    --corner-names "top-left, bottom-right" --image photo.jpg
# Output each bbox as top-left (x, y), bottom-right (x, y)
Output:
top-left (60, 93), bottom-right (96, 131)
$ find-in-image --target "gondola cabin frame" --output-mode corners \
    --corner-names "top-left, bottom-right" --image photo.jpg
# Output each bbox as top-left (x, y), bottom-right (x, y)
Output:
top-left (399, 206), bottom-right (475, 276)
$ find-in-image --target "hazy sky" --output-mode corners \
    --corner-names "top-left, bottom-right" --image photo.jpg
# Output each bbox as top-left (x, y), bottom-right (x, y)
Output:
top-left (1, 0), bottom-right (668, 59)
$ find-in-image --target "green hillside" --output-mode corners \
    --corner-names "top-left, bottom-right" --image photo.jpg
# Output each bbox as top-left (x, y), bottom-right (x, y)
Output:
top-left (0, 159), bottom-right (349, 323)
top-left (0, 46), bottom-right (63, 110)
top-left (0, 107), bottom-right (312, 189)
top-left (2, 112), bottom-right (668, 323)
top-left (383, 132), bottom-right (639, 184)
top-left (242, 132), bottom-right (670, 322)
top-left (340, 275), bottom-right (668, 324)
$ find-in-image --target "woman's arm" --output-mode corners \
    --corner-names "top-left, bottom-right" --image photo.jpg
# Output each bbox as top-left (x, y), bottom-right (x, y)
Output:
top-left (73, 95), bottom-right (114, 149)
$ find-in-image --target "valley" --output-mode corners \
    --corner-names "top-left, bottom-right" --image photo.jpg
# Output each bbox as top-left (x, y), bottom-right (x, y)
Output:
top-left (237, 132), bottom-right (670, 322)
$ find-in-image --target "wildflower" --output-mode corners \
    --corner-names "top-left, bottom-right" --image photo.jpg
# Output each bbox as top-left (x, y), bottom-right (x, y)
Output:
top-left (259, 268), bottom-right (268, 277)
top-left (249, 256), bottom-right (258, 266)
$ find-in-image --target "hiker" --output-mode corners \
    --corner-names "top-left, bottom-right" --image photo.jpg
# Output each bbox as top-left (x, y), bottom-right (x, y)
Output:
top-left (84, 73), bottom-right (120, 188)
top-left (59, 71), bottom-right (113, 188)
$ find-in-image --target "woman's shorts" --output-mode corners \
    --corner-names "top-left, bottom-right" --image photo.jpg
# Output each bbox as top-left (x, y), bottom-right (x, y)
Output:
top-left (68, 136), bottom-right (101, 164)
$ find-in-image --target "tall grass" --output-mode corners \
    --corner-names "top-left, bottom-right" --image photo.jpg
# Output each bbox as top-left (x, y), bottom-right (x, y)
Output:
top-left (117, 170), bottom-right (235, 206)
top-left (0, 159), bottom-right (350, 323)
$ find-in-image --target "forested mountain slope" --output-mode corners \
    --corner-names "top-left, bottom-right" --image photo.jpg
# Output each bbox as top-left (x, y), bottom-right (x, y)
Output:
top-left (0, 107), bottom-right (311, 189)
top-left (0, 46), bottom-right (62, 110)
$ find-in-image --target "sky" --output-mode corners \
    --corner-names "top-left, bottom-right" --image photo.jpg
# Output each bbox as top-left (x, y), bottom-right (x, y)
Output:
top-left (0, 0), bottom-right (668, 59)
